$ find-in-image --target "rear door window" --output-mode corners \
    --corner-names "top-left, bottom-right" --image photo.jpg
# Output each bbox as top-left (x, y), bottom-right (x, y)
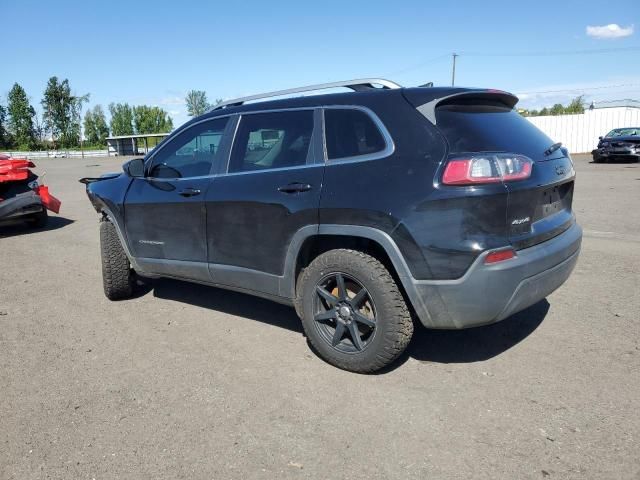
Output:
top-left (324, 108), bottom-right (386, 160)
top-left (228, 110), bottom-right (314, 173)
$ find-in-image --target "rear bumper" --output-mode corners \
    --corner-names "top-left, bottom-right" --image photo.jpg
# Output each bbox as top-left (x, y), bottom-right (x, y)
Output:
top-left (0, 191), bottom-right (43, 221)
top-left (409, 222), bottom-right (582, 329)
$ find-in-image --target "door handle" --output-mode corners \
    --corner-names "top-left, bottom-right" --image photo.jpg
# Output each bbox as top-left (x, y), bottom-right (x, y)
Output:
top-left (277, 183), bottom-right (312, 194)
top-left (178, 188), bottom-right (202, 197)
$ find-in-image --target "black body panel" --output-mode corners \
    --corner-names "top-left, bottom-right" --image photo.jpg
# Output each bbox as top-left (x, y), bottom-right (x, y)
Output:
top-left (206, 165), bottom-right (323, 276)
top-left (506, 157), bottom-right (575, 249)
top-left (124, 176), bottom-right (212, 261)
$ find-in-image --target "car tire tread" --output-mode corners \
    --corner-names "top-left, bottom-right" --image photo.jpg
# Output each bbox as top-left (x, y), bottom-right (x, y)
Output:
top-left (100, 219), bottom-right (134, 300)
top-left (297, 249), bottom-right (413, 373)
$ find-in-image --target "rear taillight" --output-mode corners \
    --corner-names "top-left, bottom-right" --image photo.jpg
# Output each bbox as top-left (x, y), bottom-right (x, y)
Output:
top-left (442, 154), bottom-right (532, 185)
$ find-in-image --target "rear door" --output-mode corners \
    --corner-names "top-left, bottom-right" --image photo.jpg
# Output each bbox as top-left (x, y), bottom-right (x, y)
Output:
top-left (205, 109), bottom-right (323, 290)
top-left (124, 116), bottom-right (230, 279)
top-left (435, 102), bottom-right (576, 249)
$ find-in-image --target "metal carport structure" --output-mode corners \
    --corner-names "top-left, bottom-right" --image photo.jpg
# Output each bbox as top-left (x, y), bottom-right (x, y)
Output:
top-left (106, 133), bottom-right (170, 156)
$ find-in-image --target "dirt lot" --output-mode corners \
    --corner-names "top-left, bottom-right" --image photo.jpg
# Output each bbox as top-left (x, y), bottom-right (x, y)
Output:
top-left (1, 154), bottom-right (639, 479)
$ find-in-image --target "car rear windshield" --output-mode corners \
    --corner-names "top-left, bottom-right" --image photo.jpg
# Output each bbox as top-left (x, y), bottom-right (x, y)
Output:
top-left (435, 103), bottom-right (560, 160)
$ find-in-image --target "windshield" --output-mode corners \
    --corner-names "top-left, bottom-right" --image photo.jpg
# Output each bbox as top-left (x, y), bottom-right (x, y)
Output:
top-left (435, 104), bottom-right (561, 160)
top-left (606, 128), bottom-right (639, 137)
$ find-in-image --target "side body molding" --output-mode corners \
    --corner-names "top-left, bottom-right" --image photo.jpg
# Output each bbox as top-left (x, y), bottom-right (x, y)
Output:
top-left (121, 222), bottom-right (439, 327)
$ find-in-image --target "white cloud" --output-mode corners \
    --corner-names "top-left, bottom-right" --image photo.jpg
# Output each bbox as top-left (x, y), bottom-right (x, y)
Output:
top-left (586, 23), bottom-right (634, 39)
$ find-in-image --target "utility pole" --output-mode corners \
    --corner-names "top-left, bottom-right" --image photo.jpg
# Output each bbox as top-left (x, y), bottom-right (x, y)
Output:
top-left (451, 53), bottom-right (458, 86)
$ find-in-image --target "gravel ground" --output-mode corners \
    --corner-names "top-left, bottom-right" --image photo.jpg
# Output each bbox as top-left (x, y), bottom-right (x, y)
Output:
top-left (1, 154), bottom-right (639, 479)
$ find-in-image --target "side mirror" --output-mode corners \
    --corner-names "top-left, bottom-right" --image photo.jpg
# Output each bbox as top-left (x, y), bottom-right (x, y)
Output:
top-left (598, 136), bottom-right (603, 140)
top-left (123, 158), bottom-right (145, 177)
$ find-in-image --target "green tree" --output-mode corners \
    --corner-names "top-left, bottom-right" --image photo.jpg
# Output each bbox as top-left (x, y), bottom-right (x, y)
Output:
top-left (185, 90), bottom-right (210, 117)
top-left (84, 105), bottom-right (109, 145)
top-left (41, 76), bottom-right (89, 147)
top-left (33, 111), bottom-right (46, 145)
top-left (550, 103), bottom-right (564, 116)
top-left (539, 107), bottom-right (549, 116)
top-left (7, 83), bottom-right (36, 149)
top-left (83, 109), bottom-right (96, 144)
top-left (565, 95), bottom-right (585, 114)
top-left (0, 105), bottom-right (10, 148)
top-left (132, 105), bottom-right (173, 134)
top-left (92, 105), bottom-right (109, 144)
top-left (109, 103), bottom-right (134, 136)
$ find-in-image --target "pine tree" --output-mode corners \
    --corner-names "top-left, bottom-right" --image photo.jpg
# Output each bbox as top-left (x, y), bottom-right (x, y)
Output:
top-left (7, 83), bottom-right (36, 149)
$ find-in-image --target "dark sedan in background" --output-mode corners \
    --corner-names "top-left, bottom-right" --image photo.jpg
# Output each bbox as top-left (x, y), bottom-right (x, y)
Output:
top-left (592, 127), bottom-right (640, 163)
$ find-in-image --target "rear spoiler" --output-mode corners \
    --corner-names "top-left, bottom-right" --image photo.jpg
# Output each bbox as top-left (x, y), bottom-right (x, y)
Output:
top-left (403, 89), bottom-right (519, 125)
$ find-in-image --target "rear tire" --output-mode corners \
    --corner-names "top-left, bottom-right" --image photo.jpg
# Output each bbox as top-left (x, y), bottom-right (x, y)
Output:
top-left (297, 249), bottom-right (413, 373)
top-left (29, 208), bottom-right (48, 228)
top-left (100, 219), bottom-right (134, 300)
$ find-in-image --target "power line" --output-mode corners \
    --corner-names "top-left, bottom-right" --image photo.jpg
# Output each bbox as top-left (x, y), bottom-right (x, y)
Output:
top-left (517, 83), bottom-right (640, 95)
top-left (458, 46), bottom-right (640, 57)
top-left (386, 53), bottom-right (450, 76)
top-left (595, 98), bottom-right (640, 104)
top-left (388, 46), bottom-right (640, 81)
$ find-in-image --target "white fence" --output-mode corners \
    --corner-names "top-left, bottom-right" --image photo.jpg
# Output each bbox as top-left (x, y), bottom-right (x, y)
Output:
top-left (526, 107), bottom-right (640, 154)
top-left (1, 149), bottom-right (110, 159)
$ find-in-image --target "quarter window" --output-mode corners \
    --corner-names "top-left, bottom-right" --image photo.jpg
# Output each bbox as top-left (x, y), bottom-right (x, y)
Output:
top-left (229, 110), bottom-right (314, 173)
top-left (149, 117), bottom-right (229, 178)
top-left (324, 108), bottom-right (386, 160)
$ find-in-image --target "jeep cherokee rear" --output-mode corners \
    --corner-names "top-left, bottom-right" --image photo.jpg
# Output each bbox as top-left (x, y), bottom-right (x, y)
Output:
top-left (82, 79), bottom-right (581, 373)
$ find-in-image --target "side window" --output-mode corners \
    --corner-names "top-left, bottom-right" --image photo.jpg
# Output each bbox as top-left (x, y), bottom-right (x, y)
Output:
top-left (149, 117), bottom-right (229, 178)
top-left (228, 110), bottom-right (314, 173)
top-left (324, 108), bottom-right (386, 160)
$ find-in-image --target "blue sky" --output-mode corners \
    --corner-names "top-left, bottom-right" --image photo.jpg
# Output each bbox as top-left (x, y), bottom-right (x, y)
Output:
top-left (3, 0), bottom-right (639, 128)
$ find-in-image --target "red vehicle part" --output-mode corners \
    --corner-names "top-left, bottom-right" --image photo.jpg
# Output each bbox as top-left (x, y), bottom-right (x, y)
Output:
top-left (34, 185), bottom-right (61, 213)
top-left (0, 155), bottom-right (61, 214)
top-left (0, 156), bottom-right (36, 183)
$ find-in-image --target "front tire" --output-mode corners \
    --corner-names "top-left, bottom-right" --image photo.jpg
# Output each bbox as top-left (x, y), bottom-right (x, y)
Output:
top-left (297, 249), bottom-right (413, 373)
top-left (100, 219), bottom-right (134, 300)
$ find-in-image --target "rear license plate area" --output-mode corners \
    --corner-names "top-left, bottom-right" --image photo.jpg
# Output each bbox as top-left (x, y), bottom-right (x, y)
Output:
top-left (534, 182), bottom-right (572, 221)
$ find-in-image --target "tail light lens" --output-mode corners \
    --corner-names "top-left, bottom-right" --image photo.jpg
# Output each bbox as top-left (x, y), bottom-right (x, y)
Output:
top-left (442, 154), bottom-right (533, 185)
top-left (484, 248), bottom-right (516, 264)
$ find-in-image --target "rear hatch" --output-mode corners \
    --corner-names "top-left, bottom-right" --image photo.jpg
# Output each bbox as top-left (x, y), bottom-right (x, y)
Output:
top-left (427, 92), bottom-right (576, 250)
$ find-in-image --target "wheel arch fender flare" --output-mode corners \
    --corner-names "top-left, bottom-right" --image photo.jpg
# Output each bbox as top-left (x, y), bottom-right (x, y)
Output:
top-left (281, 224), bottom-right (433, 325)
top-left (97, 205), bottom-right (138, 268)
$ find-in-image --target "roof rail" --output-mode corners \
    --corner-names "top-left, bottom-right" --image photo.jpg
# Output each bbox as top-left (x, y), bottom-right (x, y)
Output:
top-left (211, 78), bottom-right (402, 111)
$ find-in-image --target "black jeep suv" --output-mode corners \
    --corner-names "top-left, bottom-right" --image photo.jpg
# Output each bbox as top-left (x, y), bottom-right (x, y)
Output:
top-left (83, 79), bottom-right (582, 373)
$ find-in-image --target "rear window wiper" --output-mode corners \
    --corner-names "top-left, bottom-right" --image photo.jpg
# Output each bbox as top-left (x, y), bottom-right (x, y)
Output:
top-left (544, 142), bottom-right (563, 156)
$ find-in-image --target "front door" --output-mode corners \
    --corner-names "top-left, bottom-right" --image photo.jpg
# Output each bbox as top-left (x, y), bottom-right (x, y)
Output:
top-left (205, 109), bottom-right (323, 295)
top-left (124, 116), bottom-right (231, 280)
